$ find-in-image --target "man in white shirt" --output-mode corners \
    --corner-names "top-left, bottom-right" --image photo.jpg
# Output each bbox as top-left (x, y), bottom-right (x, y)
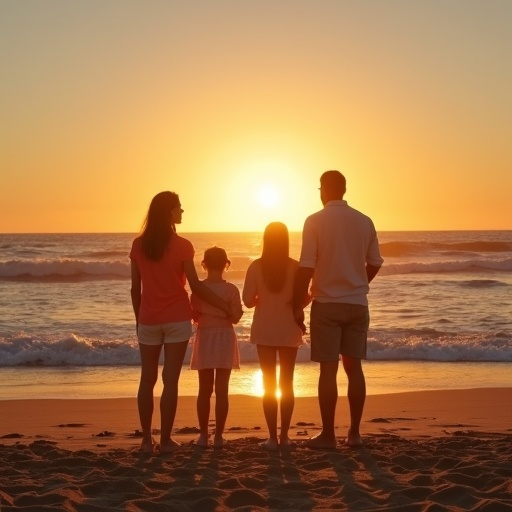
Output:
top-left (294, 170), bottom-right (383, 449)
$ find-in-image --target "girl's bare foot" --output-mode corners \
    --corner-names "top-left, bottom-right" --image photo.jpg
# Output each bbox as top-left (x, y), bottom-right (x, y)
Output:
top-left (345, 429), bottom-right (363, 447)
top-left (213, 436), bottom-right (227, 448)
top-left (159, 438), bottom-right (181, 454)
top-left (139, 437), bottom-right (158, 454)
top-left (279, 437), bottom-right (296, 449)
top-left (196, 433), bottom-right (209, 447)
top-left (259, 438), bottom-right (279, 451)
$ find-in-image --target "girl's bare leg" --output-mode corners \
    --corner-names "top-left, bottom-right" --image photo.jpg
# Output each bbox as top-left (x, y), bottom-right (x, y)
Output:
top-left (257, 345), bottom-right (279, 450)
top-left (213, 369), bottom-right (232, 447)
top-left (197, 369), bottom-right (214, 447)
top-left (277, 346), bottom-right (299, 446)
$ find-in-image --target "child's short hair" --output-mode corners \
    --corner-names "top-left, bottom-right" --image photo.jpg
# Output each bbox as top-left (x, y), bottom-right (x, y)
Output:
top-left (202, 246), bottom-right (230, 271)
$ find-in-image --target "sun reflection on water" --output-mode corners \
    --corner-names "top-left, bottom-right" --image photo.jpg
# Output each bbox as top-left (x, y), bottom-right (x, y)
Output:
top-left (250, 369), bottom-right (282, 399)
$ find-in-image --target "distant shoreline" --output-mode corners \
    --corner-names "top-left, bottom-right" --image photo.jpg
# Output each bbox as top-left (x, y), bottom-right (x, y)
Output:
top-left (2, 229), bottom-right (512, 235)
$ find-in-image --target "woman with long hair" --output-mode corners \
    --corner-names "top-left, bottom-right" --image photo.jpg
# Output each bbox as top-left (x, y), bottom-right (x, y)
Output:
top-left (242, 222), bottom-right (305, 450)
top-left (130, 191), bottom-right (232, 454)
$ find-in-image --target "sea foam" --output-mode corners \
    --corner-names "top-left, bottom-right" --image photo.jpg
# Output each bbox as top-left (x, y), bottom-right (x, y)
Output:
top-left (1, 329), bottom-right (511, 366)
top-left (1, 257), bottom-right (511, 281)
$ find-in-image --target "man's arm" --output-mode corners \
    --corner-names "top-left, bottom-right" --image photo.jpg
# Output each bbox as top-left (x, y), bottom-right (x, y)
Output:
top-left (366, 264), bottom-right (381, 283)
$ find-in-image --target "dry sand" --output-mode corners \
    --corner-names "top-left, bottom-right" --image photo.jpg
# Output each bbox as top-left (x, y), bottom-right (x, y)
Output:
top-left (1, 388), bottom-right (511, 511)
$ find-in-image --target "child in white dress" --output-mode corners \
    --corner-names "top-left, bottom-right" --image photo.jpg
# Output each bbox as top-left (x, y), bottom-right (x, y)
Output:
top-left (190, 246), bottom-right (243, 447)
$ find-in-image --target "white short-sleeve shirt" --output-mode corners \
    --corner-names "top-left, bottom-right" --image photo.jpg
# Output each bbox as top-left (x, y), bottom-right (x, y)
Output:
top-left (299, 200), bottom-right (384, 306)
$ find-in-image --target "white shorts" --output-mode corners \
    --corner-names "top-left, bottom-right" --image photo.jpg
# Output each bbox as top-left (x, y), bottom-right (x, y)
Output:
top-left (137, 321), bottom-right (192, 345)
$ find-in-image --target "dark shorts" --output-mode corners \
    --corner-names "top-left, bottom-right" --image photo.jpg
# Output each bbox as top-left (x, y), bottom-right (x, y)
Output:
top-left (310, 301), bottom-right (369, 361)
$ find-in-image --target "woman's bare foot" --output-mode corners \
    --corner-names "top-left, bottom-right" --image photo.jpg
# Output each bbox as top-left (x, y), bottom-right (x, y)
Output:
top-left (259, 438), bottom-right (279, 451)
top-left (196, 433), bottom-right (209, 447)
top-left (159, 438), bottom-right (181, 454)
top-left (213, 436), bottom-right (227, 448)
top-left (305, 432), bottom-right (337, 450)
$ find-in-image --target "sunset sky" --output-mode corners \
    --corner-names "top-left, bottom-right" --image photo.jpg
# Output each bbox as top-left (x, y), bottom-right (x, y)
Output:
top-left (1, 0), bottom-right (511, 233)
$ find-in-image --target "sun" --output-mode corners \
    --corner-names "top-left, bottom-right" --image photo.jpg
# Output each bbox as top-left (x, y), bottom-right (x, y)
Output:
top-left (256, 184), bottom-right (279, 208)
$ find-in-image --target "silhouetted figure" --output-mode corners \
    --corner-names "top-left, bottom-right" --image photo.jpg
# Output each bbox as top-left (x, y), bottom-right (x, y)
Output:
top-left (294, 171), bottom-right (383, 449)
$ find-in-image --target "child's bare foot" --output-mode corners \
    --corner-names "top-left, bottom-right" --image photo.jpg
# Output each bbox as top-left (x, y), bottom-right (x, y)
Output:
top-left (196, 433), bottom-right (209, 448)
top-left (213, 436), bottom-right (227, 448)
top-left (345, 429), bottom-right (363, 447)
top-left (139, 437), bottom-right (158, 454)
top-left (159, 438), bottom-right (181, 454)
top-left (259, 438), bottom-right (279, 451)
top-left (279, 437), bottom-right (296, 449)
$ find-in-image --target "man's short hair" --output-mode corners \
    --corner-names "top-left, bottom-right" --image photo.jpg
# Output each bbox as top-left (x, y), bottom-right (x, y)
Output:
top-left (320, 170), bottom-right (346, 196)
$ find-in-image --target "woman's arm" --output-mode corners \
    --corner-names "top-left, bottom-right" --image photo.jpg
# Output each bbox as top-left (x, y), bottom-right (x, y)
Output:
top-left (130, 260), bottom-right (142, 331)
top-left (184, 260), bottom-right (231, 317)
top-left (190, 292), bottom-right (201, 322)
top-left (293, 266), bottom-right (313, 334)
top-left (242, 262), bottom-right (257, 308)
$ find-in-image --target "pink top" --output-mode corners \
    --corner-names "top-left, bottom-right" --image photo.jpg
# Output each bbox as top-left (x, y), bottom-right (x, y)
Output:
top-left (190, 281), bottom-right (242, 370)
top-left (130, 234), bottom-right (194, 325)
top-left (242, 259), bottom-right (303, 347)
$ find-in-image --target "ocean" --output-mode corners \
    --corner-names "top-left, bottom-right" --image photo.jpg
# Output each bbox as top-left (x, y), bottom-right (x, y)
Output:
top-left (1, 231), bottom-right (511, 400)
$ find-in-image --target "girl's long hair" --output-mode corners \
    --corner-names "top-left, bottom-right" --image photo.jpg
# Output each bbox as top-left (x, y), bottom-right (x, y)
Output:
top-left (260, 222), bottom-right (290, 293)
top-left (140, 191), bottom-right (179, 261)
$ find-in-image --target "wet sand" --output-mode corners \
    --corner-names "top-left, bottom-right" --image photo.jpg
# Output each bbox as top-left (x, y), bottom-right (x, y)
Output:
top-left (1, 389), bottom-right (511, 511)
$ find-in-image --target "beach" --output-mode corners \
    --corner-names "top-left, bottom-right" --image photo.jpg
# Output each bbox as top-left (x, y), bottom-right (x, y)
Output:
top-left (1, 232), bottom-right (511, 509)
top-left (2, 0), bottom-right (511, 507)
top-left (1, 388), bottom-right (511, 511)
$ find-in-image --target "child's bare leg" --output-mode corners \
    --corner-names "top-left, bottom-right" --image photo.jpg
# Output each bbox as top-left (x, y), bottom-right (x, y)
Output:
top-left (277, 346), bottom-right (298, 447)
top-left (256, 345), bottom-right (280, 450)
top-left (197, 369), bottom-right (214, 447)
top-left (213, 369), bottom-right (231, 447)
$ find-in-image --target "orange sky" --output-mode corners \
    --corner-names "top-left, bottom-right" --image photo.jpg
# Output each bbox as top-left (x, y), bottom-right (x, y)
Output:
top-left (1, 1), bottom-right (511, 233)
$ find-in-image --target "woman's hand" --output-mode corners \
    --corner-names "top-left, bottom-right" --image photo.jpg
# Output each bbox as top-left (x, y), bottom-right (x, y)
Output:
top-left (294, 308), bottom-right (307, 334)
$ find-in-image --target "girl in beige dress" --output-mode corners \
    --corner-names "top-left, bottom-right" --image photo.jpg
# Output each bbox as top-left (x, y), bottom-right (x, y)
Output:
top-left (242, 222), bottom-right (304, 450)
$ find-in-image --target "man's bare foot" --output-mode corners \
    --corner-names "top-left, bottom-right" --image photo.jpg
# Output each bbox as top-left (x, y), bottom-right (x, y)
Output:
top-left (213, 436), bottom-right (227, 448)
top-left (259, 438), bottom-right (279, 451)
top-left (305, 432), bottom-right (337, 450)
top-left (345, 430), bottom-right (363, 447)
top-left (196, 433), bottom-right (209, 448)
top-left (159, 438), bottom-right (181, 454)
